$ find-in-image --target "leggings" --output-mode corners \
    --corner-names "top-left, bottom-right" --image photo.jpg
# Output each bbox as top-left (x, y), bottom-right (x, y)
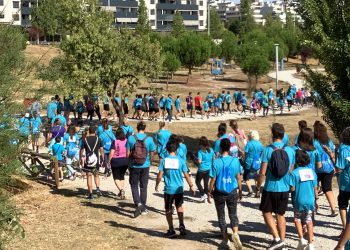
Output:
top-left (263, 106), bottom-right (269, 116)
top-left (87, 110), bottom-right (94, 120)
top-left (195, 170), bottom-right (210, 196)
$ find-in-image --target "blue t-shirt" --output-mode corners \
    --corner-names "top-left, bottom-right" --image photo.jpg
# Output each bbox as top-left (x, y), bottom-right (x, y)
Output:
top-left (96, 125), bottom-right (113, 136)
top-left (165, 97), bottom-right (173, 110)
top-left (30, 117), bottom-right (42, 134)
top-left (203, 102), bottom-right (209, 111)
top-left (51, 115), bottom-right (67, 127)
top-left (213, 134), bottom-right (236, 155)
top-left (159, 155), bottom-right (189, 194)
top-left (241, 97), bottom-right (247, 106)
top-left (292, 146), bottom-right (321, 171)
top-left (268, 91), bottom-right (274, 100)
top-left (159, 98), bottom-right (165, 108)
top-left (226, 94), bottom-right (232, 103)
top-left (18, 117), bottom-right (30, 136)
top-left (114, 97), bottom-right (121, 105)
top-left (135, 98), bottom-right (142, 107)
top-left (244, 139), bottom-right (264, 170)
top-left (99, 129), bottom-right (116, 153)
top-left (63, 133), bottom-right (79, 146)
top-left (210, 155), bottom-right (241, 191)
top-left (233, 92), bottom-right (239, 102)
top-left (127, 133), bottom-right (156, 168)
top-left (52, 143), bottom-right (65, 161)
top-left (282, 133), bottom-right (289, 146)
top-left (290, 167), bottom-right (318, 211)
top-left (154, 129), bottom-right (172, 158)
top-left (47, 101), bottom-right (57, 119)
top-left (198, 148), bottom-right (215, 172)
top-left (314, 139), bottom-right (335, 173)
top-left (121, 125), bottom-right (134, 137)
top-left (124, 97), bottom-right (129, 104)
top-left (175, 98), bottom-right (181, 110)
top-left (177, 143), bottom-right (187, 163)
top-left (261, 141), bottom-right (295, 192)
top-left (336, 144), bottom-right (350, 192)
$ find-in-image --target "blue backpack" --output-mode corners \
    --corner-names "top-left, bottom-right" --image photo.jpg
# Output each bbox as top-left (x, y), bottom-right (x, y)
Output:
top-left (215, 158), bottom-right (235, 194)
top-left (67, 144), bottom-right (78, 158)
top-left (251, 153), bottom-right (262, 171)
top-left (320, 151), bottom-right (334, 173)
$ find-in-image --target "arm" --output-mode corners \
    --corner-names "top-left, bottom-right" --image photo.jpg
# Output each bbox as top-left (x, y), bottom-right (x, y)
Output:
top-left (256, 162), bottom-right (267, 192)
top-left (155, 171), bottom-right (163, 192)
top-left (184, 172), bottom-right (195, 195)
top-left (79, 148), bottom-right (84, 167)
top-left (237, 173), bottom-right (243, 201)
top-left (207, 178), bottom-right (216, 203)
top-left (100, 147), bottom-right (104, 165)
top-left (150, 151), bottom-right (154, 166)
top-left (316, 161), bottom-right (322, 170)
top-left (108, 149), bottom-right (115, 165)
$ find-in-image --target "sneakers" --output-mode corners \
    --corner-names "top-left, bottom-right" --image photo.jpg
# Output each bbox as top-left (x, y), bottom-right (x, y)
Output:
top-left (164, 230), bottom-right (176, 238)
top-left (305, 243), bottom-right (315, 250)
top-left (221, 239), bottom-right (233, 250)
top-left (179, 225), bottom-right (187, 236)
top-left (297, 238), bottom-right (308, 250)
top-left (231, 233), bottom-right (243, 250)
top-left (172, 205), bottom-right (176, 215)
top-left (141, 208), bottom-right (149, 216)
top-left (134, 204), bottom-right (143, 218)
top-left (267, 239), bottom-right (285, 250)
top-left (200, 194), bottom-right (208, 202)
top-left (86, 193), bottom-right (94, 200)
top-left (96, 188), bottom-right (102, 197)
top-left (120, 190), bottom-right (126, 200)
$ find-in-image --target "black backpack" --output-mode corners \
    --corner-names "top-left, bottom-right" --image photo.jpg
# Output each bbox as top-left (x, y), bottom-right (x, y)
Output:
top-left (268, 145), bottom-right (290, 179)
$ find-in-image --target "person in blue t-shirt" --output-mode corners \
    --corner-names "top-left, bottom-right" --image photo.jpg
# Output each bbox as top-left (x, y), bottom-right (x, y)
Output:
top-left (213, 123), bottom-right (236, 157)
top-left (98, 119), bottom-right (116, 172)
top-left (294, 120), bottom-right (308, 145)
top-left (225, 91), bottom-right (232, 113)
top-left (244, 130), bottom-right (264, 196)
top-left (51, 113), bottom-right (67, 128)
top-left (233, 90), bottom-right (239, 108)
top-left (290, 150), bottom-right (318, 250)
top-left (47, 97), bottom-right (57, 123)
top-left (154, 121), bottom-right (172, 160)
top-left (63, 126), bottom-right (80, 180)
top-left (174, 95), bottom-right (181, 120)
top-left (195, 136), bottom-right (215, 202)
top-left (314, 122), bottom-right (337, 217)
top-left (203, 100), bottom-right (209, 119)
top-left (30, 111), bottom-right (42, 152)
top-left (257, 123), bottom-right (295, 250)
top-left (165, 94), bottom-right (173, 123)
top-left (208, 138), bottom-right (243, 250)
top-left (336, 127), bottom-right (350, 231)
top-left (18, 113), bottom-right (30, 139)
top-left (52, 136), bottom-right (65, 182)
top-left (240, 94), bottom-right (247, 114)
top-left (282, 132), bottom-right (289, 146)
top-left (155, 141), bottom-right (195, 238)
top-left (120, 118), bottom-right (134, 138)
top-left (126, 121), bottom-right (156, 217)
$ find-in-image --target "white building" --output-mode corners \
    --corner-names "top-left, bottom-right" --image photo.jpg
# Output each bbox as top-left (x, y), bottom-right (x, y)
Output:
top-left (0, 0), bottom-right (23, 26)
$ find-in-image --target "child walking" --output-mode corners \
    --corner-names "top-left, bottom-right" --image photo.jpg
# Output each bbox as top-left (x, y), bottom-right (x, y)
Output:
top-left (290, 150), bottom-right (318, 250)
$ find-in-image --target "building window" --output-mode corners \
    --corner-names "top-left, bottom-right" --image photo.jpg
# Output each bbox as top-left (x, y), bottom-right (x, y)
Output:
top-left (199, 10), bottom-right (203, 16)
top-left (12, 14), bottom-right (19, 21)
top-left (200, 20), bottom-right (204, 26)
top-left (13, 1), bottom-right (19, 8)
top-left (150, 0), bottom-right (155, 4)
top-left (150, 20), bottom-right (155, 26)
top-left (150, 9), bottom-right (155, 15)
top-left (187, 0), bottom-right (190, 4)
top-left (0, 0), bottom-right (3, 6)
top-left (22, 1), bottom-right (30, 7)
top-left (199, 0), bottom-right (203, 6)
top-left (0, 14), bottom-right (4, 19)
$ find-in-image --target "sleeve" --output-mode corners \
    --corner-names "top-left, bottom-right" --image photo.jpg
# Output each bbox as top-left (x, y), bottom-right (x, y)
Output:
top-left (244, 143), bottom-right (250, 154)
top-left (261, 147), bottom-right (270, 163)
top-left (98, 138), bottom-right (103, 148)
top-left (182, 161), bottom-right (189, 173)
top-left (209, 160), bottom-right (217, 178)
top-left (197, 151), bottom-right (203, 161)
top-left (158, 159), bottom-right (164, 171)
top-left (213, 140), bottom-right (220, 153)
top-left (315, 151), bottom-right (321, 163)
top-left (80, 139), bottom-right (85, 149)
top-left (148, 138), bottom-right (156, 152)
top-left (126, 137), bottom-right (132, 151)
top-left (110, 140), bottom-right (116, 150)
top-left (289, 172), bottom-right (295, 188)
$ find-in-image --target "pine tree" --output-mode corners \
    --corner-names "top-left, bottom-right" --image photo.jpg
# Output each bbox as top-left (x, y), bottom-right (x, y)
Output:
top-left (171, 10), bottom-right (185, 37)
top-left (136, 0), bottom-right (151, 35)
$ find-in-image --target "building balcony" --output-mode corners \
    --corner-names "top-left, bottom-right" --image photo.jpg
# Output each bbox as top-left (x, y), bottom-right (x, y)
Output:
top-left (111, 0), bottom-right (138, 7)
top-left (21, 7), bottom-right (32, 15)
top-left (115, 12), bottom-right (138, 18)
top-left (156, 3), bottom-right (198, 11)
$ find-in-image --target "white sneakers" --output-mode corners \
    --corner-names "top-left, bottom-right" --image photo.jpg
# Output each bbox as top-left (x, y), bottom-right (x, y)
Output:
top-left (200, 194), bottom-right (208, 203)
top-left (231, 233), bottom-right (243, 250)
top-left (305, 243), bottom-right (315, 250)
top-left (297, 238), bottom-right (315, 250)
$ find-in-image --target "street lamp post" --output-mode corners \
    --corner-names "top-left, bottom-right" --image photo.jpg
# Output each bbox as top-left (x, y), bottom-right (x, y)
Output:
top-left (275, 43), bottom-right (279, 94)
top-left (207, 0), bottom-right (213, 36)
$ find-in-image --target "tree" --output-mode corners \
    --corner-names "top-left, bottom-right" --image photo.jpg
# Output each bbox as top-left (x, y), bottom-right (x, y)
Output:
top-left (163, 52), bottom-right (181, 90)
top-left (220, 31), bottom-right (237, 62)
top-left (177, 32), bottom-right (211, 83)
top-left (297, 0), bottom-right (350, 136)
top-left (239, 0), bottom-right (256, 37)
top-left (228, 18), bottom-right (241, 35)
top-left (0, 25), bottom-right (26, 249)
top-left (209, 8), bottom-right (225, 39)
top-left (171, 10), bottom-right (185, 37)
top-left (136, 0), bottom-right (151, 35)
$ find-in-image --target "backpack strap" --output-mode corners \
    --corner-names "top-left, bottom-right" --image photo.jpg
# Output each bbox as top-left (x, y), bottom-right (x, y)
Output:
top-left (85, 137), bottom-right (99, 152)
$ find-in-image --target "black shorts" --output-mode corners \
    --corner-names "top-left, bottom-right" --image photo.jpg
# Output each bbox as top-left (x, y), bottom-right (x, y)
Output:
top-left (243, 169), bottom-right (258, 181)
top-left (123, 105), bottom-right (129, 115)
top-left (338, 190), bottom-right (350, 210)
top-left (136, 106), bottom-right (142, 111)
top-left (195, 106), bottom-right (202, 111)
top-left (141, 107), bottom-right (148, 112)
top-left (112, 166), bottom-right (128, 180)
top-left (104, 104), bottom-right (110, 111)
top-left (317, 171), bottom-right (334, 193)
top-left (160, 107), bottom-right (165, 110)
top-left (187, 105), bottom-right (193, 111)
top-left (164, 193), bottom-right (184, 210)
top-left (83, 164), bottom-right (100, 174)
top-left (259, 190), bottom-right (289, 215)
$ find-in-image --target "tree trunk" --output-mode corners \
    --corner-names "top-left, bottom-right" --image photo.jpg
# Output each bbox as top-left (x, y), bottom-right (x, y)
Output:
top-left (255, 75), bottom-right (258, 90)
top-left (187, 67), bottom-right (192, 84)
top-left (166, 71), bottom-right (169, 91)
top-left (247, 76), bottom-right (253, 97)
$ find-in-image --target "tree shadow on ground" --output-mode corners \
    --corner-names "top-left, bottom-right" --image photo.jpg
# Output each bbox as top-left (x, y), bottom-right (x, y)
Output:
top-left (214, 78), bottom-right (246, 83)
top-left (51, 187), bottom-right (117, 199)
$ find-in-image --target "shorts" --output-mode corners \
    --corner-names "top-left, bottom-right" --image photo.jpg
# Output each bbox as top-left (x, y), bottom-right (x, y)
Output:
top-left (252, 109), bottom-right (257, 114)
top-left (112, 166), bottom-right (128, 180)
top-left (259, 190), bottom-right (289, 215)
top-left (195, 106), bottom-right (202, 111)
top-left (243, 169), bottom-right (258, 181)
top-left (164, 193), bottom-right (184, 210)
top-left (317, 171), bottom-right (334, 193)
top-left (149, 108), bottom-right (159, 113)
top-left (141, 107), bottom-right (148, 112)
top-left (104, 104), bottom-right (110, 111)
top-left (187, 105), bottom-right (193, 111)
top-left (338, 190), bottom-right (350, 210)
top-left (294, 210), bottom-right (314, 224)
top-left (83, 164), bottom-right (100, 175)
top-left (136, 106), bottom-right (142, 111)
top-left (31, 133), bottom-right (40, 139)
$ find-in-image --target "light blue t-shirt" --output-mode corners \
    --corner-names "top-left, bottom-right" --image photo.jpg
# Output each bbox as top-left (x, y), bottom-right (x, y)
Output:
top-left (154, 129), bottom-right (172, 158)
top-left (175, 98), bottom-right (181, 110)
top-left (52, 143), bottom-right (65, 161)
top-left (314, 139), bottom-right (335, 173)
top-left (30, 117), bottom-right (42, 134)
top-left (135, 98), bottom-right (142, 107)
top-left (213, 134), bottom-right (236, 155)
top-left (282, 133), bottom-right (289, 146)
top-left (210, 155), bottom-right (241, 191)
top-left (203, 102), bottom-right (209, 111)
top-left (114, 97), bottom-right (121, 105)
top-left (336, 144), bottom-right (350, 192)
top-left (63, 133), bottom-right (79, 146)
top-left (198, 148), bottom-right (214, 172)
top-left (51, 115), bottom-right (67, 127)
top-left (18, 117), bottom-right (30, 136)
top-left (226, 95), bottom-right (232, 103)
top-left (96, 125), bottom-right (113, 136)
top-left (159, 155), bottom-right (189, 194)
top-left (292, 146), bottom-right (321, 171)
top-left (244, 139), bottom-right (264, 170)
top-left (241, 97), bottom-right (247, 106)
top-left (165, 97), bottom-right (173, 110)
top-left (177, 143), bottom-right (187, 163)
top-left (290, 167), bottom-right (318, 211)
top-left (127, 133), bottom-right (156, 168)
top-left (47, 101), bottom-right (57, 119)
top-left (121, 125), bottom-right (134, 137)
top-left (99, 129), bottom-right (116, 154)
top-left (261, 141), bottom-right (295, 192)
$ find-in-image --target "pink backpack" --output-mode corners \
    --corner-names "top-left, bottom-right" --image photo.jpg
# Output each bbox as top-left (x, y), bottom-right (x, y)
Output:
top-left (112, 139), bottom-right (127, 158)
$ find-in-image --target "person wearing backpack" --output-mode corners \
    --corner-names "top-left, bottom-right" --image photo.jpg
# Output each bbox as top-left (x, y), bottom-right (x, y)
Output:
top-left (256, 123), bottom-right (295, 250)
top-left (214, 123), bottom-right (236, 158)
top-left (79, 126), bottom-right (104, 200)
top-left (30, 111), bottom-right (42, 152)
top-left (120, 118), bottom-right (134, 139)
top-left (98, 119), bottom-right (116, 175)
top-left (155, 140), bottom-right (195, 238)
top-left (154, 121), bottom-right (172, 161)
top-left (290, 150), bottom-right (318, 250)
top-left (243, 130), bottom-right (264, 197)
top-left (51, 136), bottom-right (65, 182)
top-left (47, 97), bottom-right (57, 124)
top-left (314, 122), bottom-right (337, 217)
top-left (208, 138), bottom-right (243, 250)
top-left (108, 128), bottom-right (129, 200)
top-left (336, 127), bottom-right (350, 240)
top-left (186, 92), bottom-right (193, 118)
top-left (63, 126), bottom-right (80, 180)
top-left (126, 121), bottom-right (156, 218)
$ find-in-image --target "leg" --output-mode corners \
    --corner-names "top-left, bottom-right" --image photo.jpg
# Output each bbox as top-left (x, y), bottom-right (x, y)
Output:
top-left (263, 212), bottom-right (280, 238)
top-left (203, 171), bottom-right (210, 195)
top-left (87, 173), bottom-right (93, 194)
top-left (129, 168), bottom-right (141, 206)
top-left (276, 214), bottom-right (286, 241)
top-left (227, 191), bottom-right (239, 233)
top-left (94, 172), bottom-right (100, 189)
top-left (325, 191), bottom-right (337, 213)
top-left (214, 194), bottom-right (228, 236)
top-left (195, 172), bottom-right (205, 196)
top-left (139, 167), bottom-right (150, 206)
top-left (294, 218), bottom-right (304, 239)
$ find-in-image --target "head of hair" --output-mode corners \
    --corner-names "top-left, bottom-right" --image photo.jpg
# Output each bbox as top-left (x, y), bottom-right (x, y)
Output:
top-left (177, 95), bottom-right (180, 99)
top-left (189, 92), bottom-right (192, 95)
top-left (68, 126), bottom-right (75, 135)
top-left (55, 118), bottom-right (61, 125)
top-left (314, 122), bottom-right (329, 144)
top-left (137, 121), bottom-right (146, 132)
top-left (229, 120), bottom-right (238, 132)
top-left (89, 125), bottom-right (97, 134)
top-left (297, 128), bottom-right (315, 151)
top-left (199, 136), bottom-right (211, 152)
top-left (271, 123), bottom-right (285, 140)
top-left (102, 118), bottom-right (108, 129)
top-left (166, 141), bottom-right (179, 153)
top-left (144, 94), bottom-right (147, 98)
top-left (168, 94), bottom-right (172, 97)
top-left (159, 121), bottom-right (165, 129)
top-left (298, 120), bottom-right (307, 130)
top-left (217, 123), bottom-right (227, 138)
top-left (51, 97), bottom-right (55, 101)
top-left (313, 120), bottom-right (321, 129)
top-left (116, 127), bottom-right (126, 140)
top-left (115, 93), bottom-right (119, 97)
top-left (55, 136), bottom-right (61, 143)
top-left (248, 130), bottom-right (260, 141)
top-left (197, 92), bottom-right (200, 95)
top-left (341, 127), bottom-right (350, 145)
top-left (296, 150), bottom-right (311, 167)
top-left (168, 134), bottom-right (179, 145)
top-left (220, 138), bottom-right (231, 153)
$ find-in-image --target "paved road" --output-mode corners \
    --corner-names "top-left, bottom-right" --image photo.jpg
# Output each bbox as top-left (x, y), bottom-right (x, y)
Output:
top-left (268, 69), bottom-right (304, 89)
